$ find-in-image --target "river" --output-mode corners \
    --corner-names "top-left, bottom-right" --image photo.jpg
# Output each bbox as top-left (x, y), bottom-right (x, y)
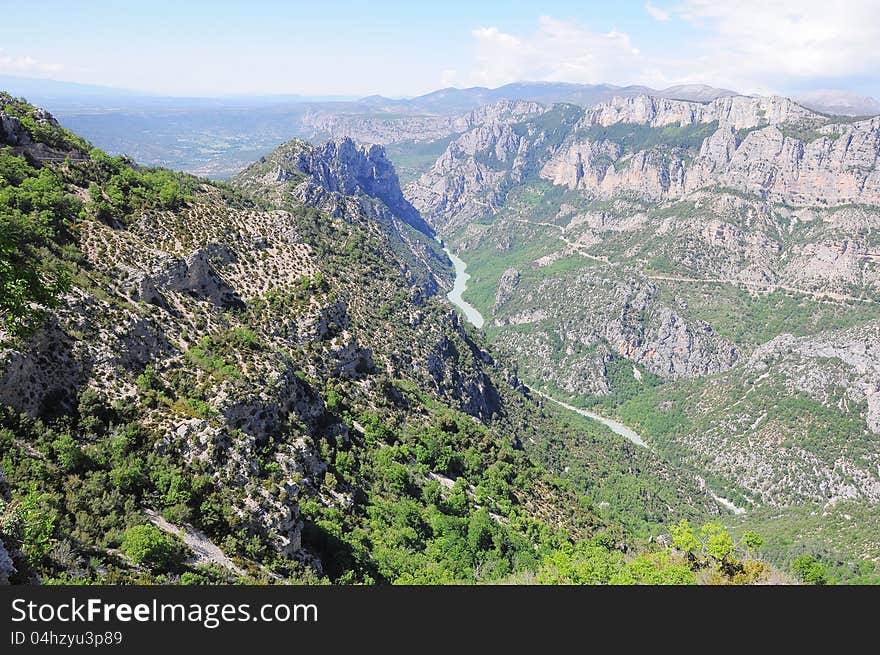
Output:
top-left (530, 389), bottom-right (648, 448)
top-left (444, 247), bottom-right (485, 328)
top-left (534, 387), bottom-right (746, 514)
top-left (444, 246), bottom-right (745, 515)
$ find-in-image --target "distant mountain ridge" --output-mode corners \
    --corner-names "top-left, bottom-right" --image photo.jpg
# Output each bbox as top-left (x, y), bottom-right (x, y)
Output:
top-left (356, 82), bottom-right (740, 115)
top-left (794, 89), bottom-right (880, 117)
top-left (8, 75), bottom-right (878, 181)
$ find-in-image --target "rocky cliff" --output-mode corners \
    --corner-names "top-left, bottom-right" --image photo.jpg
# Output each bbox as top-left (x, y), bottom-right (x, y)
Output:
top-left (411, 95), bottom-right (880, 232)
top-left (407, 102), bottom-right (581, 233)
top-left (1, 94), bottom-right (722, 584)
top-left (234, 136), bottom-right (450, 294)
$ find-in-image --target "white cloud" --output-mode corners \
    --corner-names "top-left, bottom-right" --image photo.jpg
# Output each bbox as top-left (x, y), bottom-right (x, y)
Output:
top-left (440, 69), bottom-right (459, 87)
top-left (0, 49), bottom-right (65, 74)
top-left (645, 2), bottom-right (670, 22)
top-left (673, 0), bottom-right (880, 80)
top-left (452, 5), bottom-right (880, 97)
top-left (463, 16), bottom-right (643, 88)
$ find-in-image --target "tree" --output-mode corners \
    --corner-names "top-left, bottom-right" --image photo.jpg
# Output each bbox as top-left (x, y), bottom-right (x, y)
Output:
top-left (119, 524), bottom-right (182, 571)
top-left (51, 432), bottom-right (84, 472)
top-left (17, 486), bottom-right (57, 562)
top-left (741, 531), bottom-right (765, 557)
top-left (792, 555), bottom-right (829, 586)
top-left (701, 522), bottom-right (735, 563)
top-left (0, 157), bottom-right (77, 336)
top-left (669, 519), bottom-right (700, 556)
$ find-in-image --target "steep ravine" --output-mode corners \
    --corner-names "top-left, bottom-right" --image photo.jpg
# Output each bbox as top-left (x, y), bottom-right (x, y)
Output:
top-left (444, 247), bottom-right (747, 516)
top-left (443, 247), bottom-right (485, 329)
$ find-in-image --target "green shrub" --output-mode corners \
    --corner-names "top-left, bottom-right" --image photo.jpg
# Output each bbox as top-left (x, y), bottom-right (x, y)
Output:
top-left (792, 554), bottom-right (829, 585)
top-left (119, 524), bottom-right (183, 570)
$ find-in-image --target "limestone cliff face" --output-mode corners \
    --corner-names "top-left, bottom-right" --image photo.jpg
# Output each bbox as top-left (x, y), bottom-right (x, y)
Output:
top-left (412, 94), bottom-right (880, 230)
top-left (686, 120), bottom-right (880, 205)
top-left (406, 101), bottom-right (580, 233)
top-left (234, 137), bottom-right (450, 294)
top-left (543, 98), bottom-right (880, 205)
top-left (582, 94), bottom-right (816, 130)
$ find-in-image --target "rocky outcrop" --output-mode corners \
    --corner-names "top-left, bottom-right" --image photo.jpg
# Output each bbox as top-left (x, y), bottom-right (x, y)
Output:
top-left (494, 268), bottom-right (521, 311)
top-left (581, 94), bottom-right (818, 130)
top-left (235, 137), bottom-right (450, 295)
top-left (424, 310), bottom-right (502, 421)
top-left (0, 101), bottom-right (86, 161)
top-left (298, 138), bottom-right (434, 235)
top-left (490, 267), bottom-right (739, 396)
top-left (0, 113), bottom-right (31, 146)
top-left (133, 246), bottom-right (243, 310)
top-left (407, 101), bottom-right (581, 233)
top-left (687, 120), bottom-right (880, 205)
top-left (414, 94), bottom-right (880, 228)
top-left (541, 101), bottom-right (880, 206)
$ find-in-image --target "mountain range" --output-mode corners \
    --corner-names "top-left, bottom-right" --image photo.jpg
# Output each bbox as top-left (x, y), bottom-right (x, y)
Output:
top-left (5, 76), bottom-right (878, 180)
top-left (2, 81), bottom-right (880, 585)
top-left (392, 90), bottom-right (880, 570)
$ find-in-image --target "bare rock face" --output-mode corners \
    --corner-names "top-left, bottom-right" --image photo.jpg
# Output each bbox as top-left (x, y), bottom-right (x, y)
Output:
top-left (0, 114), bottom-right (31, 146)
top-left (297, 138), bottom-right (435, 236)
top-left (582, 94), bottom-right (816, 130)
top-left (407, 101), bottom-right (582, 233)
top-left (0, 103), bottom-right (85, 161)
top-left (772, 322), bottom-right (880, 435)
top-left (133, 246), bottom-right (243, 310)
top-left (600, 279), bottom-right (739, 379)
top-left (541, 99), bottom-right (880, 206)
top-left (494, 268), bottom-right (521, 311)
top-left (688, 120), bottom-right (880, 205)
top-left (235, 137), bottom-right (450, 295)
top-left (414, 93), bottom-right (880, 229)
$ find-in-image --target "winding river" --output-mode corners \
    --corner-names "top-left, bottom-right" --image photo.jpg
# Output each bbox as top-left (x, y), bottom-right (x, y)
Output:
top-left (444, 247), bottom-right (485, 328)
top-left (443, 246), bottom-right (745, 515)
top-left (530, 389), bottom-right (648, 448)
top-left (534, 387), bottom-right (745, 514)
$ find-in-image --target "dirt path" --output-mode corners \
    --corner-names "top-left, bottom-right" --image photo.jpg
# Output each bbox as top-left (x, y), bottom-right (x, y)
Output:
top-left (145, 509), bottom-right (244, 575)
top-left (510, 217), bottom-right (610, 263)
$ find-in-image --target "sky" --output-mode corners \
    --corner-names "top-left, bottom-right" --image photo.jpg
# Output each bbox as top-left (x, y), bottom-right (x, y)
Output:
top-left (2, 0), bottom-right (880, 99)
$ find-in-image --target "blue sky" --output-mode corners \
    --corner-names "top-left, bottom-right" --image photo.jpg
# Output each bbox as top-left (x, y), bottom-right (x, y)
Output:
top-left (3, 0), bottom-right (879, 98)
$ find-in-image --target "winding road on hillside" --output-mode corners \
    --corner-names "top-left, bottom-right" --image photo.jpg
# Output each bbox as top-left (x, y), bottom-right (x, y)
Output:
top-left (511, 217), bottom-right (876, 304)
